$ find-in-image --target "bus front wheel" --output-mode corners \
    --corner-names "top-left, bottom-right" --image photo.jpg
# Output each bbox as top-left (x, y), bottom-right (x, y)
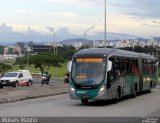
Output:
top-left (81, 99), bottom-right (88, 104)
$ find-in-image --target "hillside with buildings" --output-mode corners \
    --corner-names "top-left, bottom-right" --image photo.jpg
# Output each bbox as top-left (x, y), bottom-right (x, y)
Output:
top-left (0, 37), bottom-right (160, 60)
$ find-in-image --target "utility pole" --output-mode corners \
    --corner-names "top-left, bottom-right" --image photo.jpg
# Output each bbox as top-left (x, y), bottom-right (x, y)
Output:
top-left (46, 27), bottom-right (56, 54)
top-left (104, 0), bottom-right (107, 48)
top-left (46, 26), bottom-right (58, 77)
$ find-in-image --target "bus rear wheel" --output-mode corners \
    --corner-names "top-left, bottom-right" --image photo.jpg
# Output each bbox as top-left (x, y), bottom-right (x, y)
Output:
top-left (81, 99), bottom-right (88, 104)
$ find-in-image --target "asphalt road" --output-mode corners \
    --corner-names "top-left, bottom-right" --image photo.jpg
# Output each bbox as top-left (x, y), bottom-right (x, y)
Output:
top-left (33, 77), bottom-right (64, 84)
top-left (0, 88), bottom-right (160, 118)
top-left (32, 77), bottom-right (43, 84)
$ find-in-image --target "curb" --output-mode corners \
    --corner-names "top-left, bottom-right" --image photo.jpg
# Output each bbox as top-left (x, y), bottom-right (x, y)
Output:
top-left (0, 91), bottom-right (69, 104)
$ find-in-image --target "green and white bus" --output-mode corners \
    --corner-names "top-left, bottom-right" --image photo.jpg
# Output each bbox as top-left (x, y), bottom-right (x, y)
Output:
top-left (69, 48), bottom-right (158, 104)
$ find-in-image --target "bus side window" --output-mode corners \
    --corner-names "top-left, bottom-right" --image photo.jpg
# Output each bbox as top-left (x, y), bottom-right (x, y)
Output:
top-left (115, 58), bottom-right (120, 78)
top-left (108, 57), bottom-right (121, 80)
top-left (119, 58), bottom-right (125, 76)
top-left (107, 57), bottom-right (115, 88)
top-left (107, 70), bottom-right (114, 89)
top-left (107, 57), bottom-right (122, 88)
top-left (125, 59), bottom-right (132, 75)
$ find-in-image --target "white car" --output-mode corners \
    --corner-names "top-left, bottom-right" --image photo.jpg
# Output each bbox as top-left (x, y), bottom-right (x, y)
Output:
top-left (0, 70), bottom-right (33, 88)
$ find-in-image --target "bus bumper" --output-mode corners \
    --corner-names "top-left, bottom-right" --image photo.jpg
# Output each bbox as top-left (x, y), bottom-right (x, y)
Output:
top-left (69, 86), bottom-right (108, 100)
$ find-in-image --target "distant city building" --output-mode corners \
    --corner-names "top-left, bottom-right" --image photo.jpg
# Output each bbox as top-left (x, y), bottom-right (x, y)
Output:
top-left (45, 42), bottom-right (63, 47)
top-left (90, 41), bottom-right (100, 48)
top-left (146, 38), bottom-right (158, 47)
top-left (98, 41), bottom-right (107, 47)
top-left (4, 46), bottom-right (22, 55)
top-left (1, 38), bottom-right (160, 59)
top-left (16, 42), bottom-right (25, 50)
top-left (28, 41), bottom-right (34, 48)
top-left (72, 42), bottom-right (83, 50)
top-left (114, 40), bottom-right (130, 48)
top-left (32, 45), bottom-right (52, 52)
top-left (3, 53), bottom-right (23, 60)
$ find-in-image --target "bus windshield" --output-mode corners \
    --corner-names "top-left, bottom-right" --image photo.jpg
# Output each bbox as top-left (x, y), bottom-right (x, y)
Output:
top-left (71, 58), bottom-right (106, 85)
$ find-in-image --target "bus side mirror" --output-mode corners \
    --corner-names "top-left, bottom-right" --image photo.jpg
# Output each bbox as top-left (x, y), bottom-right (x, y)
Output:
top-left (67, 61), bottom-right (72, 73)
top-left (107, 60), bottom-right (112, 72)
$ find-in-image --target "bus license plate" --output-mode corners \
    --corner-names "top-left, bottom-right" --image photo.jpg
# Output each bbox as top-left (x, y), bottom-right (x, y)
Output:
top-left (83, 95), bottom-right (90, 99)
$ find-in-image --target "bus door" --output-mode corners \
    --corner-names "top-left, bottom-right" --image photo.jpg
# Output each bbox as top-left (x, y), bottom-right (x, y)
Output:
top-left (121, 58), bottom-right (132, 96)
top-left (143, 59), bottom-right (151, 90)
top-left (107, 57), bottom-right (121, 90)
top-left (150, 60), bottom-right (158, 88)
top-left (138, 55), bottom-right (143, 92)
top-left (107, 57), bottom-right (125, 99)
top-left (124, 58), bottom-right (139, 95)
top-left (117, 58), bottom-right (125, 96)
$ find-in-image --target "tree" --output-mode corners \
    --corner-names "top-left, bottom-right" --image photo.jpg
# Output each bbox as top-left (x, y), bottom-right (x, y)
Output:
top-left (57, 45), bottom-right (76, 60)
top-left (0, 63), bottom-right (12, 76)
top-left (31, 53), bottom-right (64, 73)
top-left (14, 52), bottom-right (64, 74)
top-left (14, 56), bottom-right (28, 69)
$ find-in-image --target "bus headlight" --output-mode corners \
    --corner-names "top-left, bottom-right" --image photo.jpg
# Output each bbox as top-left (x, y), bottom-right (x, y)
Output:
top-left (70, 87), bottom-right (75, 92)
top-left (99, 86), bottom-right (105, 93)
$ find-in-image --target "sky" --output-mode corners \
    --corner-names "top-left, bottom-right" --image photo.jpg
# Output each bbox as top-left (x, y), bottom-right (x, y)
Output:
top-left (0, 0), bottom-right (160, 42)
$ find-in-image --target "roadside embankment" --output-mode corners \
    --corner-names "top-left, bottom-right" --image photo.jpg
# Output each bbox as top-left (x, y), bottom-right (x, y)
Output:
top-left (0, 79), bottom-right (69, 104)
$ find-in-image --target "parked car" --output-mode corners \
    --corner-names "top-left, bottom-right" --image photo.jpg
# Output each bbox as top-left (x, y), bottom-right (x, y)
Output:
top-left (0, 70), bottom-right (33, 88)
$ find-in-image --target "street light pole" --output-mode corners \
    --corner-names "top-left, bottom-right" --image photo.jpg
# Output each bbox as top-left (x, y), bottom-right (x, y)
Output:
top-left (46, 26), bottom-right (58, 77)
top-left (104, 0), bottom-right (107, 48)
top-left (46, 27), bottom-right (56, 54)
top-left (152, 21), bottom-right (160, 59)
top-left (27, 50), bottom-right (29, 68)
top-left (27, 44), bottom-right (31, 68)
top-left (84, 26), bottom-right (94, 49)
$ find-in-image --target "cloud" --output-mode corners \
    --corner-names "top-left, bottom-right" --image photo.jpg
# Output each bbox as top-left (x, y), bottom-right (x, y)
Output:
top-left (0, 23), bottom-right (78, 43)
top-left (17, 0), bottom-right (41, 2)
top-left (0, 23), bottom-right (138, 44)
top-left (1, 0), bottom-right (160, 41)
top-left (0, 23), bottom-right (46, 43)
top-left (49, 12), bottom-right (77, 19)
top-left (107, 0), bottom-right (160, 19)
top-left (0, 23), bottom-right (13, 33)
top-left (16, 9), bottom-right (33, 15)
top-left (141, 23), bottom-right (150, 26)
top-left (47, 0), bottom-right (160, 19)
top-left (47, 0), bottom-right (100, 7)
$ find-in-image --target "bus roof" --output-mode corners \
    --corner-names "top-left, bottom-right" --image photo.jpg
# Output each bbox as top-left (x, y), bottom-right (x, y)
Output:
top-left (73, 48), bottom-right (156, 60)
top-left (140, 53), bottom-right (156, 60)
